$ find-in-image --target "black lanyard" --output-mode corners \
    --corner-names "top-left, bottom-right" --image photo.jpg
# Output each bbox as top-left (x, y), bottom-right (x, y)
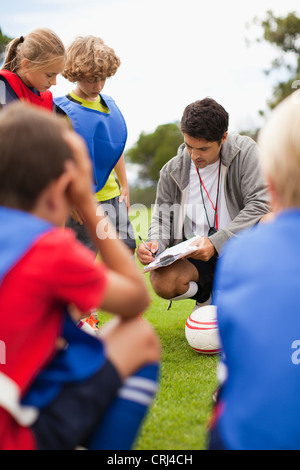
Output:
top-left (196, 158), bottom-right (221, 236)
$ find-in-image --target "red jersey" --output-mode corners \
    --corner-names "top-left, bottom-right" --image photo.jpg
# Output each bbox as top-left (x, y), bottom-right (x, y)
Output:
top-left (0, 70), bottom-right (53, 110)
top-left (0, 228), bottom-right (108, 449)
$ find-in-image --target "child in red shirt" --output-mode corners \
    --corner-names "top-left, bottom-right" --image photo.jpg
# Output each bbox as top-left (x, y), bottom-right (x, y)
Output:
top-left (0, 102), bottom-right (160, 450)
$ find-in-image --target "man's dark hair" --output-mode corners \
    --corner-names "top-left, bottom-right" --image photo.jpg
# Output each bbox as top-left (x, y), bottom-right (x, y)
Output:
top-left (0, 102), bottom-right (73, 211)
top-left (180, 98), bottom-right (229, 143)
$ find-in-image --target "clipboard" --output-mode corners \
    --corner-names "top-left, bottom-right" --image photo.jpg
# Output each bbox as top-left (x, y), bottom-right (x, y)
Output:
top-left (143, 235), bottom-right (201, 273)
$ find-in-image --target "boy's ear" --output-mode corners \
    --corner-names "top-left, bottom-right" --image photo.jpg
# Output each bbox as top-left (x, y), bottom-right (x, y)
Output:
top-left (32, 169), bottom-right (73, 226)
top-left (39, 171), bottom-right (72, 224)
top-left (46, 171), bottom-right (73, 208)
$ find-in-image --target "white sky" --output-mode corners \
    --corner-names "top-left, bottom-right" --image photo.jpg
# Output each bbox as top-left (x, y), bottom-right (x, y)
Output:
top-left (1, 0), bottom-right (300, 150)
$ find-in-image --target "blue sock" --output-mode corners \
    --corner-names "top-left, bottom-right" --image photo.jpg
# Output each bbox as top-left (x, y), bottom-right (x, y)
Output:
top-left (87, 363), bottom-right (160, 450)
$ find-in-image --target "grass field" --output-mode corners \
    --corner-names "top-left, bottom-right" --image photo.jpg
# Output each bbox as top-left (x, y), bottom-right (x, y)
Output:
top-left (133, 285), bottom-right (219, 450)
top-left (99, 206), bottom-right (219, 450)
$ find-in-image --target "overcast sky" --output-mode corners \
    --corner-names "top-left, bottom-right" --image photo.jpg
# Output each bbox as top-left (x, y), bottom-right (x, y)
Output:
top-left (1, 0), bottom-right (300, 150)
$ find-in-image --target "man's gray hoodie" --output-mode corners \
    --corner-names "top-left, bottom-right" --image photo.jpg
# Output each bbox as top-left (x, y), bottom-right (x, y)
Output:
top-left (148, 133), bottom-right (270, 255)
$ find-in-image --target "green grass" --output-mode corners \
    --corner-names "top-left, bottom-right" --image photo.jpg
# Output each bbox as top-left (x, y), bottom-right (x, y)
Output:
top-left (134, 281), bottom-right (219, 450)
top-left (98, 207), bottom-right (219, 450)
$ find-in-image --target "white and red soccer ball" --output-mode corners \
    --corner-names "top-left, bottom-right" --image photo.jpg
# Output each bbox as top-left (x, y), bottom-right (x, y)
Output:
top-left (185, 305), bottom-right (222, 355)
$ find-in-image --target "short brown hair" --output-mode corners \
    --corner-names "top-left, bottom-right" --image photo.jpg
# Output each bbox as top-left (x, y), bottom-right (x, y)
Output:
top-left (181, 98), bottom-right (229, 143)
top-left (62, 35), bottom-right (120, 82)
top-left (0, 102), bottom-right (73, 211)
top-left (2, 28), bottom-right (65, 73)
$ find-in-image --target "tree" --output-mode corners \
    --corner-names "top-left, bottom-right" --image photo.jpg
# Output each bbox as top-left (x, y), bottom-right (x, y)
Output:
top-left (254, 10), bottom-right (300, 110)
top-left (0, 27), bottom-right (12, 65)
top-left (126, 122), bottom-right (183, 185)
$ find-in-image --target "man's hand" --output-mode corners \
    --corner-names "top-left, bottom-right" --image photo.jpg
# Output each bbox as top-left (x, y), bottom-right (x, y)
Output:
top-left (136, 240), bottom-right (159, 265)
top-left (188, 236), bottom-right (216, 262)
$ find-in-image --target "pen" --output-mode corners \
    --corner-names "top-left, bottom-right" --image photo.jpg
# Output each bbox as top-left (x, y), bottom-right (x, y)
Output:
top-left (138, 235), bottom-right (156, 258)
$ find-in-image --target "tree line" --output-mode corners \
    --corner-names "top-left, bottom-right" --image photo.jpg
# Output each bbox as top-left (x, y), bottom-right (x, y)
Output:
top-left (1, 11), bottom-right (299, 205)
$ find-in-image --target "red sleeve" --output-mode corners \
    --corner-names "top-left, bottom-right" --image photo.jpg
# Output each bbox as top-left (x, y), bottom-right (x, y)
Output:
top-left (38, 229), bottom-right (108, 312)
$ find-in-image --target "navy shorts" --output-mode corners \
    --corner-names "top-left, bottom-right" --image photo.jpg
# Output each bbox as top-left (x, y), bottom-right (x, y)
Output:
top-left (31, 360), bottom-right (121, 450)
top-left (208, 422), bottom-right (228, 450)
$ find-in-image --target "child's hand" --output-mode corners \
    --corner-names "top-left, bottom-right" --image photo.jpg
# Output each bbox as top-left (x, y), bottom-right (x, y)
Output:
top-left (119, 185), bottom-right (130, 212)
top-left (70, 207), bottom-right (85, 225)
top-left (63, 131), bottom-right (94, 208)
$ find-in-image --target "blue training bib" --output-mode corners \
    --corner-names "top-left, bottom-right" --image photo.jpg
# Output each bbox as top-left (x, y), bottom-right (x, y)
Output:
top-left (54, 94), bottom-right (127, 192)
top-left (0, 206), bottom-right (105, 410)
top-left (0, 206), bottom-right (52, 283)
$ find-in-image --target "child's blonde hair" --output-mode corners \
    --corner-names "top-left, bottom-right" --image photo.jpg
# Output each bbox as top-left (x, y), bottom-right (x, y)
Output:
top-left (2, 28), bottom-right (65, 73)
top-left (258, 89), bottom-right (300, 208)
top-left (62, 35), bottom-right (120, 82)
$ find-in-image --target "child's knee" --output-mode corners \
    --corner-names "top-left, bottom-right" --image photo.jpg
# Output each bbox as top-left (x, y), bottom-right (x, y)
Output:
top-left (99, 316), bottom-right (161, 379)
top-left (139, 318), bottom-right (161, 362)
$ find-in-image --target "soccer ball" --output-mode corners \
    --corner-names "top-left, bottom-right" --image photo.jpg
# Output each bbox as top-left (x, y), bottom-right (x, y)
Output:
top-left (185, 305), bottom-right (222, 355)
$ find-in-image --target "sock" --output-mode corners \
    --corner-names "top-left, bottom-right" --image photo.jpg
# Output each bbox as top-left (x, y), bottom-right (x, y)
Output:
top-left (87, 363), bottom-right (160, 450)
top-left (169, 281), bottom-right (198, 301)
top-left (195, 294), bottom-right (212, 306)
top-left (191, 283), bottom-right (211, 303)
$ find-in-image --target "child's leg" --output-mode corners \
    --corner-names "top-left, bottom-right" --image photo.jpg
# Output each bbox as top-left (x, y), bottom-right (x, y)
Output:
top-left (99, 198), bottom-right (136, 255)
top-left (97, 315), bottom-right (161, 380)
top-left (86, 362), bottom-right (159, 450)
top-left (66, 215), bottom-right (97, 253)
top-left (30, 360), bottom-right (122, 450)
top-left (30, 316), bottom-right (160, 450)
top-left (85, 316), bottom-right (160, 450)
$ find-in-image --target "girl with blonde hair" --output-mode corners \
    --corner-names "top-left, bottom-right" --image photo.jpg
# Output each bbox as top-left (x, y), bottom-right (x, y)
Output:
top-left (0, 28), bottom-right (65, 110)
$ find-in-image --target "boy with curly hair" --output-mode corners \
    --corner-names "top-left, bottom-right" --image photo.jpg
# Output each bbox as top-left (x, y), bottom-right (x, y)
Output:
top-left (54, 35), bottom-right (136, 329)
top-left (54, 36), bottom-right (135, 256)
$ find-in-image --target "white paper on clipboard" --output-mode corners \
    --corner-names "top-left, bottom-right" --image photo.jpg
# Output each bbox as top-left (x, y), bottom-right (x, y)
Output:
top-left (143, 235), bottom-right (201, 273)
